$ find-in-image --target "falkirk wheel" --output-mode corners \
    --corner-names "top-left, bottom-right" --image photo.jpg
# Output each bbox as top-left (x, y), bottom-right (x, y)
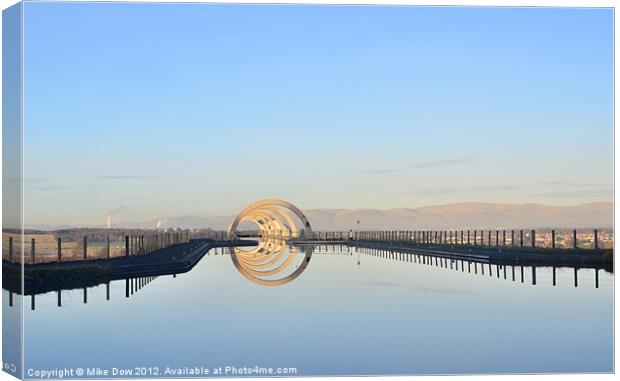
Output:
top-left (226, 199), bottom-right (314, 241)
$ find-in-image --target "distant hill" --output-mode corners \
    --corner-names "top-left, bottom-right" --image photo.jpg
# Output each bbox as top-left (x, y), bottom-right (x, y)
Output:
top-left (123, 202), bottom-right (613, 231)
top-left (302, 202), bottom-right (613, 230)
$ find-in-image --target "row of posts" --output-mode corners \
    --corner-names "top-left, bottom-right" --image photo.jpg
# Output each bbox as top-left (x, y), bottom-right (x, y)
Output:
top-left (315, 231), bottom-right (350, 240)
top-left (355, 229), bottom-right (601, 249)
top-left (6, 231), bottom-right (190, 264)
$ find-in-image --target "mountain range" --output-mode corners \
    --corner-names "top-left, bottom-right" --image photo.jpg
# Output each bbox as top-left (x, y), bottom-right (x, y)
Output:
top-left (133, 202), bottom-right (613, 231)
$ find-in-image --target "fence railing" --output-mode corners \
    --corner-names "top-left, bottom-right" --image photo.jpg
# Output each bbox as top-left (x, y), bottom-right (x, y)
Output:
top-left (313, 231), bottom-right (352, 241)
top-left (2, 230), bottom-right (197, 265)
top-left (352, 229), bottom-right (613, 250)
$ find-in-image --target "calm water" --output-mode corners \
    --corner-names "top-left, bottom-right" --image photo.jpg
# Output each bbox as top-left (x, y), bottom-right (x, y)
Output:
top-left (7, 243), bottom-right (615, 377)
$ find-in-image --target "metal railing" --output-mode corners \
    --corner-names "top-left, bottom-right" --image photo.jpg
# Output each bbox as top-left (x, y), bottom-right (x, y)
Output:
top-left (2, 230), bottom-right (195, 264)
top-left (352, 229), bottom-right (613, 250)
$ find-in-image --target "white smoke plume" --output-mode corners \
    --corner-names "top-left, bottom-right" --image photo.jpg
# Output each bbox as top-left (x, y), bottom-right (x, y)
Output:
top-left (156, 218), bottom-right (167, 230)
top-left (106, 206), bottom-right (125, 228)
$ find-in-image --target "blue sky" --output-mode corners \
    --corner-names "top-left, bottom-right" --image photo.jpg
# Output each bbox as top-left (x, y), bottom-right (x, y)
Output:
top-left (19, 2), bottom-right (613, 226)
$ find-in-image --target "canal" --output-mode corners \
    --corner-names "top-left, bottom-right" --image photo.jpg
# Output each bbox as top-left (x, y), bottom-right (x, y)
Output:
top-left (9, 242), bottom-right (614, 376)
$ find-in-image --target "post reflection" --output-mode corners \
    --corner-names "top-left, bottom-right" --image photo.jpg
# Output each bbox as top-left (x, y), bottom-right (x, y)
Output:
top-left (356, 246), bottom-right (608, 290)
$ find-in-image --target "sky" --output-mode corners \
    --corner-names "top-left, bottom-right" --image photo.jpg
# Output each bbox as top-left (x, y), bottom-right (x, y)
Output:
top-left (14, 2), bottom-right (614, 227)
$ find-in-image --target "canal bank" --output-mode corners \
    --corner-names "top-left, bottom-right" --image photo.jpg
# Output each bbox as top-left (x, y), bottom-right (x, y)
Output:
top-left (2, 239), bottom-right (257, 295)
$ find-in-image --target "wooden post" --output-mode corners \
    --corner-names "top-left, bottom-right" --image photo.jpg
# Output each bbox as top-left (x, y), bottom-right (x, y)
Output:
top-left (468, 230), bottom-right (471, 244)
top-left (106, 282), bottom-right (110, 300)
top-left (502, 230), bottom-right (506, 246)
top-left (57, 291), bottom-right (61, 307)
top-left (57, 237), bottom-right (62, 262)
top-left (594, 229), bottom-right (598, 249)
top-left (107, 236), bottom-right (110, 259)
top-left (573, 229), bottom-right (578, 249)
top-left (474, 230), bottom-right (477, 245)
top-left (126, 235), bottom-right (130, 256)
top-left (531, 230), bottom-right (536, 248)
top-left (83, 236), bottom-right (88, 260)
top-left (31, 238), bottom-right (35, 264)
top-left (511, 230), bottom-right (515, 246)
top-left (532, 267), bottom-right (536, 285)
top-left (520, 230), bottom-right (524, 247)
top-left (8, 236), bottom-right (13, 262)
top-left (552, 230), bottom-right (556, 249)
top-left (552, 267), bottom-right (556, 286)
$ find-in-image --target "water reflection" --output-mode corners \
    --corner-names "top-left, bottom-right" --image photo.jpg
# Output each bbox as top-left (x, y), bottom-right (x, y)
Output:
top-left (7, 243), bottom-right (611, 311)
top-left (356, 246), bottom-right (608, 289)
top-left (229, 238), bottom-right (313, 286)
top-left (8, 242), bottom-right (614, 374)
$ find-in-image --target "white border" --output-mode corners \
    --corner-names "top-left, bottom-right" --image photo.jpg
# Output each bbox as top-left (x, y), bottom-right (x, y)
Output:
top-left (0, 2), bottom-right (616, 381)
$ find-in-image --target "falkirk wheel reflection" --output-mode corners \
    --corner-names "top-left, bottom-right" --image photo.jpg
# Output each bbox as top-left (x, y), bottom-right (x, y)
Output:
top-left (226, 199), bottom-right (314, 241)
top-left (226, 199), bottom-right (315, 286)
top-left (229, 238), bottom-right (313, 286)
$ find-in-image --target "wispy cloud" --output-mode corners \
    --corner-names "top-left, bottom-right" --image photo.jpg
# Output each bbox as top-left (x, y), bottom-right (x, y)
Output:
top-left (26, 184), bottom-right (101, 192)
top-left (532, 189), bottom-right (613, 198)
top-left (362, 157), bottom-right (478, 175)
top-left (403, 185), bottom-right (520, 195)
top-left (401, 181), bottom-right (613, 198)
top-left (535, 181), bottom-right (612, 188)
top-left (95, 175), bottom-right (157, 180)
top-left (409, 158), bottom-right (478, 169)
top-left (361, 168), bottom-right (400, 175)
top-left (5, 177), bottom-right (49, 183)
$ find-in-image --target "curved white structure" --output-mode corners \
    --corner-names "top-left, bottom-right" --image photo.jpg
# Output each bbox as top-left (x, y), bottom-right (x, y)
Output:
top-left (227, 199), bottom-right (314, 240)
